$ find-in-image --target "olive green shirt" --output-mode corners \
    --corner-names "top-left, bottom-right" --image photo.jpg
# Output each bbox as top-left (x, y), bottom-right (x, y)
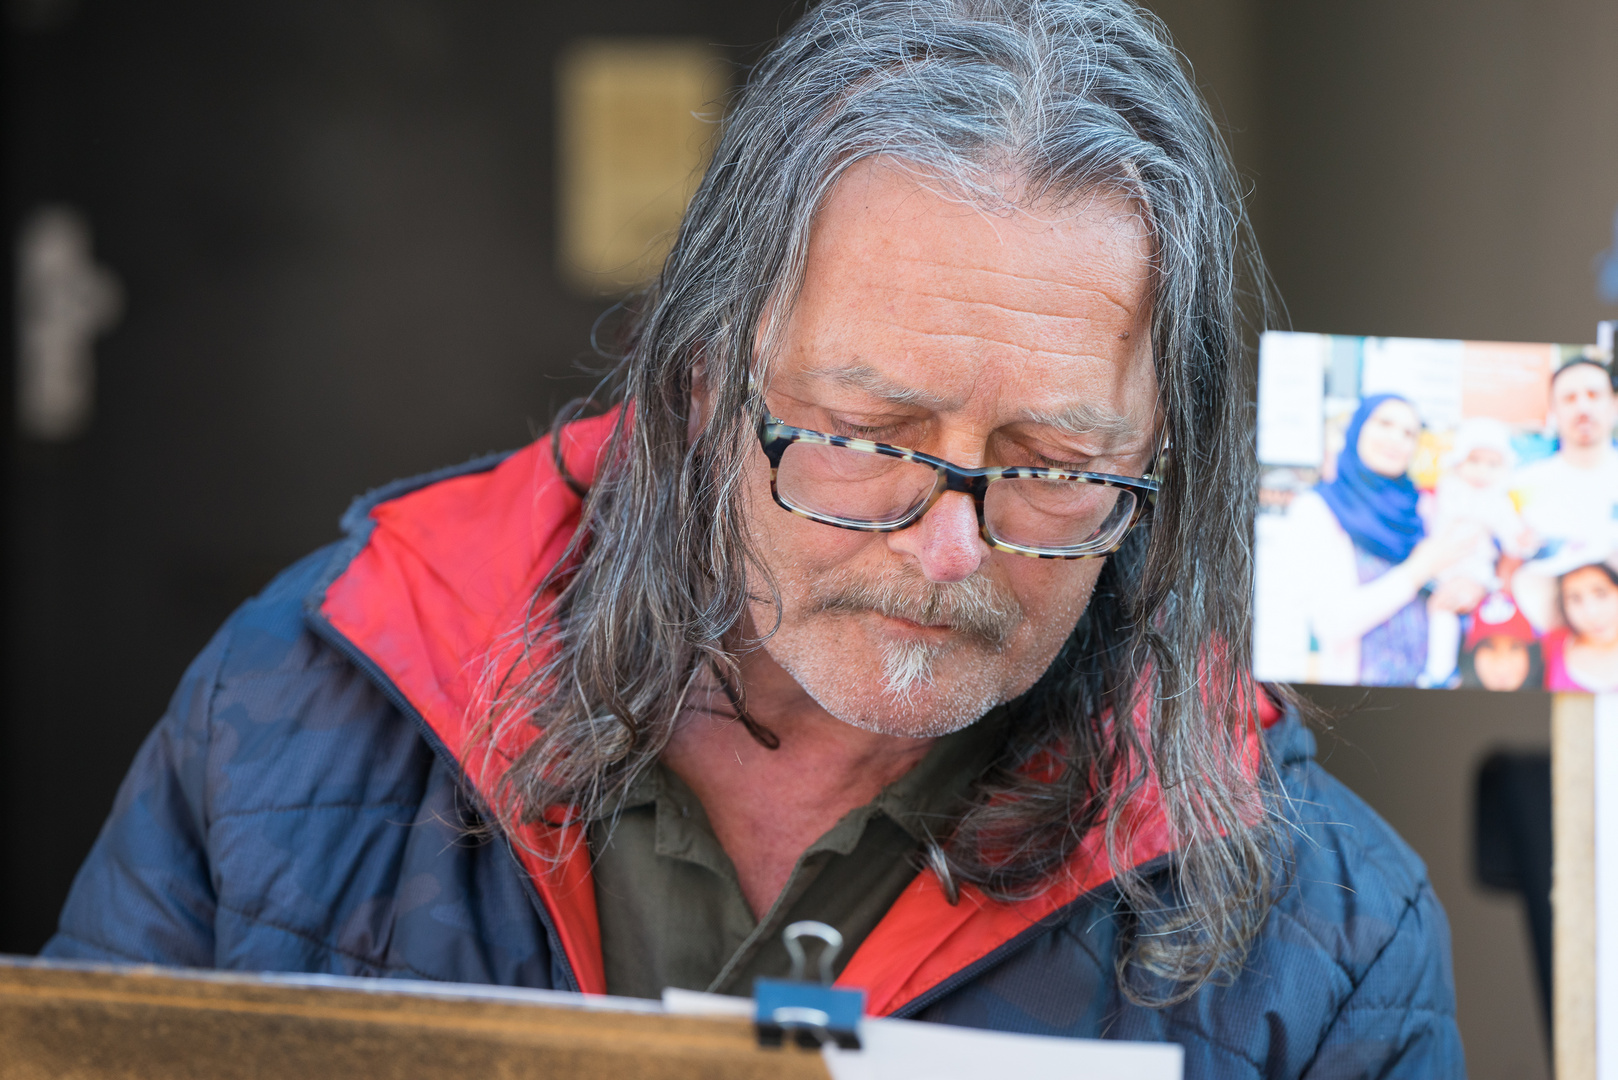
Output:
top-left (587, 711), bottom-right (1009, 1000)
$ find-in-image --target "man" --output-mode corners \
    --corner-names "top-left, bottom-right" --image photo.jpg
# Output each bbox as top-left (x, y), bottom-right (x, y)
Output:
top-left (1509, 359), bottom-right (1618, 630)
top-left (45, 1), bottom-right (1461, 1075)
top-left (1512, 358), bottom-right (1618, 551)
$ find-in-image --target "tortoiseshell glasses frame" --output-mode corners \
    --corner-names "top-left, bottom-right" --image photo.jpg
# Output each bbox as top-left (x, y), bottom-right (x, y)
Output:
top-left (755, 411), bottom-right (1161, 559)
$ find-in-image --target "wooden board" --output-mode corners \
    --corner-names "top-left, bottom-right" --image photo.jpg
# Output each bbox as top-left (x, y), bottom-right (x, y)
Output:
top-left (1553, 691), bottom-right (1596, 1080)
top-left (0, 959), bottom-right (830, 1080)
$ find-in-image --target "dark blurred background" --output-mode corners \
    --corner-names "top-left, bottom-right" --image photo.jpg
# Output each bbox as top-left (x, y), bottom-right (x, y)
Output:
top-left (4, 2), bottom-right (1615, 1076)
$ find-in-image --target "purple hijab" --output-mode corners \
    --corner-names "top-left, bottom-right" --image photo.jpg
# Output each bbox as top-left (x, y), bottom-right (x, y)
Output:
top-left (1316, 394), bottom-right (1426, 565)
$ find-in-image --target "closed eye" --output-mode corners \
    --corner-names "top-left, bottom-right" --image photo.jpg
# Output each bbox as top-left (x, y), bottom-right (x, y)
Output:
top-left (830, 421), bottom-right (892, 438)
top-left (826, 414), bottom-right (918, 441)
top-left (1009, 444), bottom-right (1096, 471)
top-left (988, 428), bottom-right (1106, 472)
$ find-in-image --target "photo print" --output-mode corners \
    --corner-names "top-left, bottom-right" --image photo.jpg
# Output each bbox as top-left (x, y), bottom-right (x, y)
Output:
top-left (1254, 331), bottom-right (1616, 692)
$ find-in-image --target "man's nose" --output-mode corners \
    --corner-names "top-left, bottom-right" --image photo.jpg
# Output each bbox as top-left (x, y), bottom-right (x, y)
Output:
top-left (885, 490), bottom-right (990, 582)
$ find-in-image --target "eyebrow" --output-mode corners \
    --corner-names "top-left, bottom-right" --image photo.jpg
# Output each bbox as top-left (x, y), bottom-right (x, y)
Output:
top-left (809, 362), bottom-right (1138, 445)
top-left (1016, 402), bottom-right (1136, 443)
top-left (817, 363), bottom-right (960, 410)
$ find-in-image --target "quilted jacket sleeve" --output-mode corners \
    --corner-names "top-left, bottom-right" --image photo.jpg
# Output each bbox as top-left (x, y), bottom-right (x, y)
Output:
top-left (1301, 879), bottom-right (1466, 1079)
top-left (38, 623), bottom-right (228, 967)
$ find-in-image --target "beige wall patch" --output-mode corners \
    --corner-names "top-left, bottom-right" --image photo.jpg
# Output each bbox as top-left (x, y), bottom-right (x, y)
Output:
top-left (556, 38), bottom-right (725, 294)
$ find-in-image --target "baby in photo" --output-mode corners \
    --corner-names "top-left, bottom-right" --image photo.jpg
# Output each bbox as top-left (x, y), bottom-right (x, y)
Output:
top-left (1422, 418), bottom-right (1536, 686)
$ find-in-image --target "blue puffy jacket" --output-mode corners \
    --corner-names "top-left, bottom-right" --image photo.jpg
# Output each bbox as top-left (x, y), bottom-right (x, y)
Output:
top-left (44, 417), bottom-right (1465, 1077)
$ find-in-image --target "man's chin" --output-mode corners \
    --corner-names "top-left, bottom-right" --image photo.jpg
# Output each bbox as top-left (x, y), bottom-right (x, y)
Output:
top-left (790, 668), bottom-right (1005, 739)
top-left (761, 617), bottom-right (1018, 737)
top-left (1568, 423), bottom-right (1606, 447)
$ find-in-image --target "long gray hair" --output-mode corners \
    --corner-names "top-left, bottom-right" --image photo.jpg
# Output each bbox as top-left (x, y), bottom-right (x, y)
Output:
top-left (485, 0), bottom-right (1279, 1005)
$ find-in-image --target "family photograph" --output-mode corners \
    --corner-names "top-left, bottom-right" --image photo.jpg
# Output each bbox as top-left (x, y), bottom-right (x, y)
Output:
top-left (1254, 332), bottom-right (1618, 692)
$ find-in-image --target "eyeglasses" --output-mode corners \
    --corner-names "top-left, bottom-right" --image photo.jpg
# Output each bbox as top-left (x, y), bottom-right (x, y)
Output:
top-left (756, 412), bottom-right (1160, 559)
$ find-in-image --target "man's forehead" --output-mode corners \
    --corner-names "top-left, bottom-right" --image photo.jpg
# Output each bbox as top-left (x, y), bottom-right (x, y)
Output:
top-left (1553, 363), bottom-right (1613, 395)
top-left (787, 361), bottom-right (1142, 442)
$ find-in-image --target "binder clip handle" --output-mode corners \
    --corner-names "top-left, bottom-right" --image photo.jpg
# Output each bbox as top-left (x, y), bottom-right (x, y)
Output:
top-left (782, 920), bottom-right (842, 985)
top-left (768, 1005), bottom-right (834, 1048)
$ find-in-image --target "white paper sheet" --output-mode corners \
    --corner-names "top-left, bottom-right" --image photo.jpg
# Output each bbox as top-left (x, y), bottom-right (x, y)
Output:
top-left (663, 988), bottom-right (1184, 1078)
top-left (822, 1016), bottom-right (1182, 1080)
top-left (1253, 512), bottom-right (1310, 682)
top-left (1257, 331), bottom-right (1327, 467)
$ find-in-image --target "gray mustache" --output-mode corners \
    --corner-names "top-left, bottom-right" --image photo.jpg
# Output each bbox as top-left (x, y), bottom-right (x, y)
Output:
top-left (809, 568), bottom-right (1023, 649)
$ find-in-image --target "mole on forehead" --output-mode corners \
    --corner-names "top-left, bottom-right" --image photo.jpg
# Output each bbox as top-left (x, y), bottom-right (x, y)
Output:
top-left (801, 363), bottom-right (1139, 442)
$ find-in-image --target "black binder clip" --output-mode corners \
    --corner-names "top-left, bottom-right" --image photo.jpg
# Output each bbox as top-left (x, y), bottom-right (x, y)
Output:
top-left (754, 920), bottom-right (864, 1050)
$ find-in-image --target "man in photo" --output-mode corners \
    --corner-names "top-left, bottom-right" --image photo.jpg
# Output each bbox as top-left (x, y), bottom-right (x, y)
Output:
top-left (1509, 359), bottom-right (1618, 635)
top-left (1511, 358), bottom-right (1618, 551)
top-left (41, 2), bottom-right (1461, 1075)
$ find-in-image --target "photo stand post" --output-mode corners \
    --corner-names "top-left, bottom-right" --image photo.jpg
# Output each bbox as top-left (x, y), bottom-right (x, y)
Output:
top-left (1553, 690), bottom-right (1596, 1080)
top-left (1554, 686), bottom-right (1618, 1080)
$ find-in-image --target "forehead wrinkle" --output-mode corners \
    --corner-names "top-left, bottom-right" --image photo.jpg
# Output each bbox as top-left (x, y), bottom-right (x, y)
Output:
top-left (874, 257), bottom-right (1147, 321)
top-left (890, 325), bottom-right (1133, 365)
top-left (880, 284), bottom-right (1143, 327)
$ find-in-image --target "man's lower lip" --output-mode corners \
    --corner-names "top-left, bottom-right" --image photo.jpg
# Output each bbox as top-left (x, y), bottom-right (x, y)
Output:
top-left (871, 613), bottom-right (952, 634)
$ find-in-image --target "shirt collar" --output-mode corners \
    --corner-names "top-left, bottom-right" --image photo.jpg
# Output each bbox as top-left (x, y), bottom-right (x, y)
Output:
top-left (591, 704), bottom-right (1014, 852)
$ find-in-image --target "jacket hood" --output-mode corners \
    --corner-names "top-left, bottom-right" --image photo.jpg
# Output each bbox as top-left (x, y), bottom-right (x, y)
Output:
top-left (310, 408), bottom-right (1275, 1014)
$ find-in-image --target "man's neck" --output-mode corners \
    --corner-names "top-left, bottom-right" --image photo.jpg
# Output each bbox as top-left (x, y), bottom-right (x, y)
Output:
top-left (660, 648), bottom-right (938, 920)
top-left (1560, 441), bottom-right (1614, 470)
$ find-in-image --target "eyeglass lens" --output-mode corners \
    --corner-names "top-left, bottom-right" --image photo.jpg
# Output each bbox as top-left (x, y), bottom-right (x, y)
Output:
top-left (774, 439), bottom-right (1136, 553)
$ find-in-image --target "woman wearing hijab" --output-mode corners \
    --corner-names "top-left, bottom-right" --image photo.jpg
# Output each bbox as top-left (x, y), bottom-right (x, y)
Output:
top-left (1285, 394), bottom-right (1478, 684)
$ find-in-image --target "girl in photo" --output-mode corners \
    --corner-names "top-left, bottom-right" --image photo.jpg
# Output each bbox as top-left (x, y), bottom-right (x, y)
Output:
top-left (1456, 592), bottom-right (1543, 691)
top-left (1543, 558), bottom-right (1618, 692)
